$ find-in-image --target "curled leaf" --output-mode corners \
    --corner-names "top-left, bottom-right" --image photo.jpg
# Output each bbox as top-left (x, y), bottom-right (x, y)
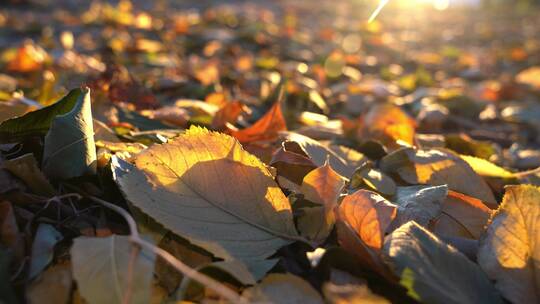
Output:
top-left (42, 87), bottom-right (96, 179)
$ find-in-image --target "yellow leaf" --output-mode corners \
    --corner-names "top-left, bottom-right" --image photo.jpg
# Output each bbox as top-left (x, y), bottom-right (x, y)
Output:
top-left (478, 185), bottom-right (540, 304)
top-left (460, 155), bottom-right (515, 179)
top-left (112, 126), bottom-right (300, 261)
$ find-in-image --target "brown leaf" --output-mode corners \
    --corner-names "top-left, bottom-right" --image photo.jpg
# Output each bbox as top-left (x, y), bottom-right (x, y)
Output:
top-left (270, 141), bottom-right (317, 185)
top-left (211, 101), bottom-right (247, 130)
top-left (433, 190), bottom-right (492, 240)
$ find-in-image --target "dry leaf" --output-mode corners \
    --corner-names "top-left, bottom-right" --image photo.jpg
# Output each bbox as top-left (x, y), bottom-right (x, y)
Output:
top-left (383, 221), bottom-right (503, 304)
top-left (242, 273), bottom-right (324, 304)
top-left (229, 102), bottom-right (286, 143)
top-left (477, 185), bottom-right (540, 304)
top-left (433, 190), bottom-right (492, 239)
top-left (335, 190), bottom-right (396, 279)
top-left (380, 148), bottom-right (497, 207)
top-left (112, 126), bottom-right (299, 261)
top-left (358, 103), bottom-right (416, 149)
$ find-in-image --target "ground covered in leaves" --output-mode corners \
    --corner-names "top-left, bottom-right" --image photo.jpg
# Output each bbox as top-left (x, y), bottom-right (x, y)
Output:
top-left (1, 0), bottom-right (540, 303)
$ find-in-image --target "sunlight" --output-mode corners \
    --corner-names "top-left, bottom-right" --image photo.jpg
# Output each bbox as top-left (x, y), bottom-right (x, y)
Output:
top-left (369, 0), bottom-right (451, 23)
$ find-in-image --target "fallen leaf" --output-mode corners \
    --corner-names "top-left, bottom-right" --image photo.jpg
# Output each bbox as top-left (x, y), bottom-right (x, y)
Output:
top-left (433, 190), bottom-right (492, 239)
top-left (2, 153), bottom-right (55, 196)
top-left (477, 185), bottom-right (540, 304)
top-left (29, 224), bottom-right (62, 280)
top-left (71, 235), bottom-right (156, 304)
top-left (335, 190), bottom-right (396, 278)
top-left (383, 221), bottom-right (503, 304)
top-left (460, 155), bottom-right (515, 179)
top-left (211, 101), bottom-right (247, 130)
top-left (297, 162), bottom-right (345, 243)
top-left (282, 132), bottom-right (367, 178)
top-left (380, 148), bottom-right (497, 207)
top-left (0, 201), bottom-right (24, 261)
top-left (112, 126), bottom-right (299, 261)
top-left (0, 88), bottom-right (82, 143)
top-left (392, 185), bottom-right (447, 228)
top-left (338, 190), bottom-right (396, 250)
top-left (516, 66), bottom-right (540, 90)
top-left (27, 262), bottom-right (72, 304)
top-left (301, 162), bottom-right (346, 215)
top-left (230, 101), bottom-right (287, 143)
top-left (42, 87), bottom-right (96, 179)
top-left (351, 165), bottom-right (396, 196)
top-left (242, 273), bottom-right (324, 304)
top-left (358, 103), bottom-right (416, 149)
top-left (270, 141), bottom-right (317, 185)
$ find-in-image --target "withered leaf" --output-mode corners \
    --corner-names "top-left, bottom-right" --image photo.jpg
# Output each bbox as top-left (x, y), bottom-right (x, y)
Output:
top-left (477, 185), bottom-right (540, 304)
top-left (112, 126), bottom-right (300, 262)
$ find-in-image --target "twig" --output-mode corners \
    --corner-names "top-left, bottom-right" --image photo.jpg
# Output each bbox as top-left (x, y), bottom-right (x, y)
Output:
top-left (513, 166), bottom-right (540, 178)
top-left (88, 196), bottom-right (248, 304)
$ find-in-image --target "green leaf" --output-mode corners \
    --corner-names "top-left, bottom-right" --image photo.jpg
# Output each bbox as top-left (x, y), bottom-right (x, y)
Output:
top-left (29, 224), bottom-right (62, 280)
top-left (383, 222), bottom-right (503, 304)
top-left (242, 273), bottom-right (324, 304)
top-left (0, 89), bottom-right (81, 143)
top-left (112, 126), bottom-right (299, 262)
top-left (42, 87), bottom-right (96, 179)
top-left (71, 235), bottom-right (155, 304)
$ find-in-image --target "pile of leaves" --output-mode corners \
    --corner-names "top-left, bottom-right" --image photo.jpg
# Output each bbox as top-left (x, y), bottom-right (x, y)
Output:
top-left (1, 0), bottom-right (540, 303)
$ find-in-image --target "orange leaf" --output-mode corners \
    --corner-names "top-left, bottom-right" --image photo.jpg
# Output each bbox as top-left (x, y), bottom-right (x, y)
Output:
top-left (211, 101), bottom-right (246, 130)
top-left (433, 190), bottom-right (492, 239)
top-left (7, 43), bottom-right (46, 73)
top-left (357, 103), bottom-right (416, 149)
top-left (229, 102), bottom-right (286, 143)
top-left (335, 190), bottom-right (396, 279)
top-left (338, 190), bottom-right (397, 249)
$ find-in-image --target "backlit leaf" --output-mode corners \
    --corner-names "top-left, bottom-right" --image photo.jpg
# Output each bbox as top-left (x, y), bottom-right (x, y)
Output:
top-left (477, 185), bottom-right (540, 304)
top-left (380, 148), bottom-right (497, 207)
top-left (112, 126), bottom-right (299, 261)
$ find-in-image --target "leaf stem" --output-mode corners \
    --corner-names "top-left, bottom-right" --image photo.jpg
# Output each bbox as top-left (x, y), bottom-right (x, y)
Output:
top-left (88, 196), bottom-right (248, 304)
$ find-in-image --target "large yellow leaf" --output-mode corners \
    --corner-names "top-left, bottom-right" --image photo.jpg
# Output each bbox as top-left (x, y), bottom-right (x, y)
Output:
top-left (112, 126), bottom-right (299, 261)
top-left (477, 185), bottom-right (540, 304)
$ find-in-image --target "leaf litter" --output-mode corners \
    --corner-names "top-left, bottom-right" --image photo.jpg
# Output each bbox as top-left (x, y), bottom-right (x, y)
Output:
top-left (0, 0), bottom-right (540, 303)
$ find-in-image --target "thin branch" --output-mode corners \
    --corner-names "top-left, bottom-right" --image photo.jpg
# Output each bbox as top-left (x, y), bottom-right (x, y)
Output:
top-left (513, 166), bottom-right (540, 178)
top-left (88, 196), bottom-right (248, 304)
